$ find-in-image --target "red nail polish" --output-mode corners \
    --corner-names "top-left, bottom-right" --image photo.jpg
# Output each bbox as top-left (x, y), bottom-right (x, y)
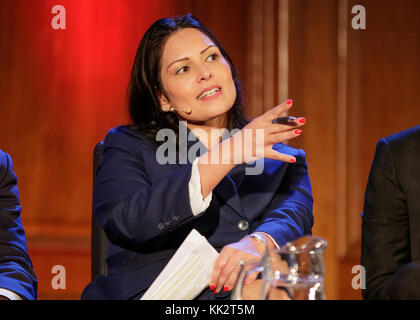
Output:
top-left (299, 118), bottom-right (306, 124)
top-left (286, 99), bottom-right (293, 105)
top-left (224, 286), bottom-right (230, 292)
top-left (209, 285), bottom-right (215, 291)
top-left (294, 129), bottom-right (302, 134)
top-left (290, 158), bottom-right (296, 163)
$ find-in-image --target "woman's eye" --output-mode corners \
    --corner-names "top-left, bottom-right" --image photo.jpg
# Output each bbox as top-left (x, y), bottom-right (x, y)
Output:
top-left (207, 53), bottom-right (219, 61)
top-left (176, 66), bottom-right (189, 74)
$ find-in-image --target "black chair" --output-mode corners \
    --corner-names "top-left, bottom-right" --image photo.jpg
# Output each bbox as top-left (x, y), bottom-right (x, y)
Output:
top-left (91, 142), bottom-right (108, 280)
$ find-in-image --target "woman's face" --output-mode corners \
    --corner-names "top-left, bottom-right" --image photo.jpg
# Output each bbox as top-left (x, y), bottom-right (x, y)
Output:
top-left (158, 28), bottom-right (237, 125)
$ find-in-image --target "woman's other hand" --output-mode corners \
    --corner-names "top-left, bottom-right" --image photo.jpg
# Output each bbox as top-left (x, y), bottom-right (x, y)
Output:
top-left (209, 233), bottom-right (274, 294)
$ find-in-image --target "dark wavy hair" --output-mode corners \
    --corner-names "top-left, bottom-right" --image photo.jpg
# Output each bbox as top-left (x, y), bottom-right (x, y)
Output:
top-left (127, 14), bottom-right (249, 146)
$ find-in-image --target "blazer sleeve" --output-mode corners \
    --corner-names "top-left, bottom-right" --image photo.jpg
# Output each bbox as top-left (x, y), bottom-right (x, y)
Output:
top-left (361, 138), bottom-right (410, 300)
top-left (255, 148), bottom-right (314, 246)
top-left (0, 151), bottom-right (37, 300)
top-left (93, 130), bottom-right (199, 252)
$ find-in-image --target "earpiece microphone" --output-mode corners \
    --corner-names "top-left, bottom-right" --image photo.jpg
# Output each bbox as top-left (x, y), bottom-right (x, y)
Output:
top-left (172, 107), bottom-right (192, 114)
top-left (162, 105), bottom-right (192, 114)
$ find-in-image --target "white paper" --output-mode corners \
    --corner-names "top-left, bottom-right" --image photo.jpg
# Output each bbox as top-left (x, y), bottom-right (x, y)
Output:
top-left (140, 229), bottom-right (219, 300)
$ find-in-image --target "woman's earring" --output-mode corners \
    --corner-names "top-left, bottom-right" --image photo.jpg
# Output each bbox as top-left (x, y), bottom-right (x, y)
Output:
top-left (161, 105), bottom-right (173, 112)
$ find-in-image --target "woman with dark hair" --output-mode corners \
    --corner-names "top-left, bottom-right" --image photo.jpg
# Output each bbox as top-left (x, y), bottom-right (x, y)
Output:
top-left (82, 14), bottom-right (313, 300)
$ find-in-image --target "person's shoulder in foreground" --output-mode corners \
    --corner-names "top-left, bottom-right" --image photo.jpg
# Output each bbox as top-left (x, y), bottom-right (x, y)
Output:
top-left (0, 149), bottom-right (37, 300)
top-left (382, 125), bottom-right (420, 153)
top-left (361, 125), bottom-right (420, 300)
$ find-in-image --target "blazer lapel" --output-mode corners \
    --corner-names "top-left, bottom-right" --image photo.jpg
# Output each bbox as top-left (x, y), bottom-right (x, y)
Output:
top-left (213, 170), bottom-right (246, 219)
top-left (228, 163), bottom-right (247, 190)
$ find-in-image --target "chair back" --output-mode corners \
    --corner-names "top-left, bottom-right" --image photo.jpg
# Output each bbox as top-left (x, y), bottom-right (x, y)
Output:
top-left (91, 142), bottom-right (108, 280)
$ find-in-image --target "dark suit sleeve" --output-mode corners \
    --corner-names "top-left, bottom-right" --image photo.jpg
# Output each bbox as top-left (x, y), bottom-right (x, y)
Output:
top-left (361, 138), bottom-right (410, 299)
top-left (0, 151), bottom-right (37, 300)
top-left (93, 130), bottom-right (198, 252)
top-left (255, 149), bottom-right (314, 246)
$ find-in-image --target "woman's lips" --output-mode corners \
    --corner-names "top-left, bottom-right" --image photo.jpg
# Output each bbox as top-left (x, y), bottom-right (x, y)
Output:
top-left (198, 88), bottom-right (222, 101)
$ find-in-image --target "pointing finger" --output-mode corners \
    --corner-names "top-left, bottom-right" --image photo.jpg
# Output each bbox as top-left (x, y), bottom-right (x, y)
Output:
top-left (265, 99), bottom-right (293, 120)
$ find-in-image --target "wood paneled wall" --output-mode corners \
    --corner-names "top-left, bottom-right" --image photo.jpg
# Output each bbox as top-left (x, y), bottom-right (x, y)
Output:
top-left (288, 0), bottom-right (341, 299)
top-left (289, 0), bottom-right (420, 299)
top-left (1, 0), bottom-right (418, 299)
top-left (247, 0), bottom-right (420, 299)
top-left (338, 0), bottom-right (420, 298)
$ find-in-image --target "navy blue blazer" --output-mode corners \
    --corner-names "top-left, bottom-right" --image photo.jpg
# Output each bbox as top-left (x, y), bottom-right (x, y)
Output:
top-left (0, 150), bottom-right (37, 299)
top-left (82, 124), bottom-right (313, 300)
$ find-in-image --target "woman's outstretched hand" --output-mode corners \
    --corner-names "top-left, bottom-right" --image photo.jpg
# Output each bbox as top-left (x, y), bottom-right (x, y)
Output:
top-left (197, 99), bottom-right (305, 201)
top-left (233, 99), bottom-right (305, 164)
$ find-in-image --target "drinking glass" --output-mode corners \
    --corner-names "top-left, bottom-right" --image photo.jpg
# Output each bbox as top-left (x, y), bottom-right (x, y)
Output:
top-left (232, 235), bottom-right (328, 300)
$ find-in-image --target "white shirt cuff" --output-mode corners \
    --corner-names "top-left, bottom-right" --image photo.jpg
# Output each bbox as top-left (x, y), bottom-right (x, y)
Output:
top-left (0, 288), bottom-right (23, 300)
top-left (189, 158), bottom-right (212, 216)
